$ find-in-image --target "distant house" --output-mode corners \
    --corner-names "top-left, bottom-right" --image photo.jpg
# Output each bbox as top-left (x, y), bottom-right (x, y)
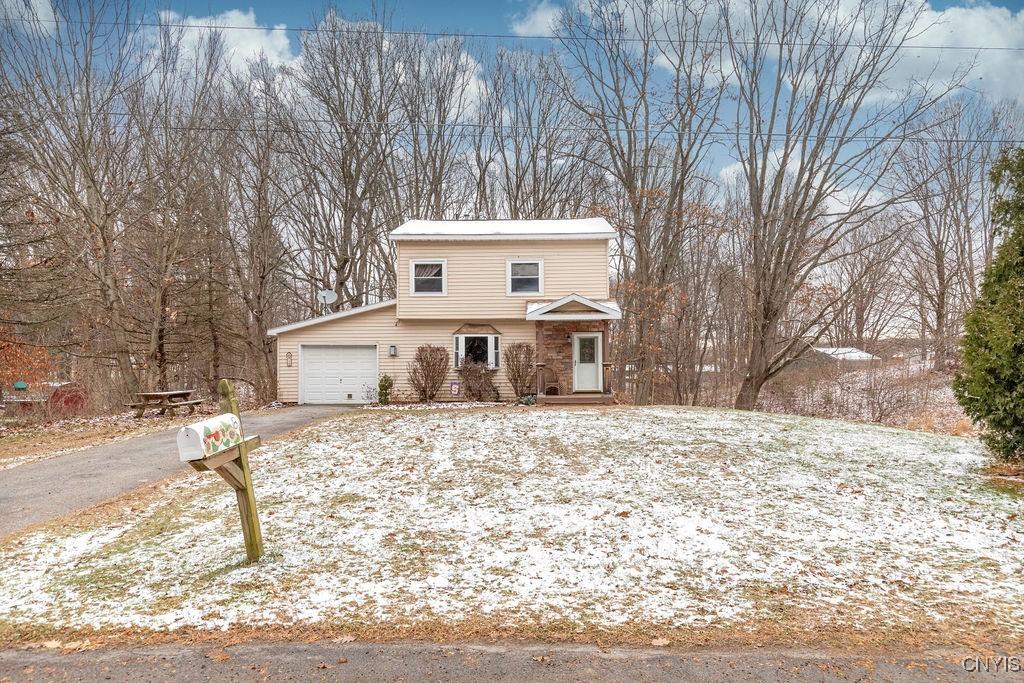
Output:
top-left (268, 218), bottom-right (621, 405)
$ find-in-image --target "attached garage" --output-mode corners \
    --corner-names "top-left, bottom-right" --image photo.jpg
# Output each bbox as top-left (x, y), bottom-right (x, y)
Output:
top-left (268, 299), bottom-right (536, 404)
top-left (300, 345), bottom-right (378, 405)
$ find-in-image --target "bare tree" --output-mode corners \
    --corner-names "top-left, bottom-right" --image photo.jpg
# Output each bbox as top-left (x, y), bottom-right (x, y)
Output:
top-left (473, 49), bottom-right (598, 220)
top-left (721, 0), bottom-right (962, 408)
top-left (825, 217), bottom-right (908, 350)
top-left (554, 0), bottom-right (725, 404)
top-left (0, 0), bottom-right (158, 396)
top-left (282, 12), bottom-right (403, 313)
top-left (123, 25), bottom-right (226, 390)
top-left (391, 34), bottom-right (479, 221)
top-left (219, 60), bottom-right (296, 402)
top-left (895, 98), bottom-right (1014, 370)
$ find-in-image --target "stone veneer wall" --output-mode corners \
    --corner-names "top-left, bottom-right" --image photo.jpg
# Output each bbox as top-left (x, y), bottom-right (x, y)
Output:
top-left (535, 320), bottom-right (609, 395)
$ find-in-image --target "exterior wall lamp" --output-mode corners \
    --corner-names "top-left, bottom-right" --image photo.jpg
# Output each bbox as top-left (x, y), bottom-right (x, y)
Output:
top-left (388, 345), bottom-right (398, 357)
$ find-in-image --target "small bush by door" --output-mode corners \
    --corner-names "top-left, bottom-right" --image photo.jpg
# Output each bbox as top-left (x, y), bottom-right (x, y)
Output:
top-left (503, 342), bottom-right (536, 400)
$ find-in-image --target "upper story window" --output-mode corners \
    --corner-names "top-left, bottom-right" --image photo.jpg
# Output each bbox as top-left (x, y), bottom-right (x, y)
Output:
top-left (411, 259), bottom-right (446, 296)
top-left (507, 258), bottom-right (543, 295)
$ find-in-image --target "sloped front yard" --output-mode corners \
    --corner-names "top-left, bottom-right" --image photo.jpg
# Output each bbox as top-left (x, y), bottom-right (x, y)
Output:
top-left (0, 407), bottom-right (1021, 647)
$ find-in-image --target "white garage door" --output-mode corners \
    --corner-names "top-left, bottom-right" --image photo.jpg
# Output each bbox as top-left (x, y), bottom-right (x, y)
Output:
top-left (301, 345), bottom-right (377, 404)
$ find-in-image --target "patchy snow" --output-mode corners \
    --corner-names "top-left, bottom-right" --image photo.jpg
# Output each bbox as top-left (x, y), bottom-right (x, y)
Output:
top-left (812, 346), bottom-right (880, 362)
top-left (0, 452), bottom-right (56, 472)
top-left (0, 407), bottom-right (1020, 637)
top-left (361, 402), bottom-right (503, 411)
top-left (760, 362), bottom-right (974, 435)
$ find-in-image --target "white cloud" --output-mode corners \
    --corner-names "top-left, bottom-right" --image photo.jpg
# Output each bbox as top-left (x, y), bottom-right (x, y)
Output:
top-left (894, 2), bottom-right (1024, 102)
top-left (158, 9), bottom-right (296, 71)
top-left (0, 0), bottom-right (57, 34)
top-left (511, 1), bottom-right (562, 37)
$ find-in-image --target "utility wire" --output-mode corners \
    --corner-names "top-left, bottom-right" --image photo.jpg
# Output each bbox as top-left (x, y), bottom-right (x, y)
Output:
top-left (2, 108), bottom-right (1021, 145)
top-left (5, 15), bottom-right (1024, 52)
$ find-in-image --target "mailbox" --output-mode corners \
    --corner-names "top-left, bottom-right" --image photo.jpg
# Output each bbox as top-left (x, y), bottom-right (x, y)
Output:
top-left (177, 413), bottom-right (244, 462)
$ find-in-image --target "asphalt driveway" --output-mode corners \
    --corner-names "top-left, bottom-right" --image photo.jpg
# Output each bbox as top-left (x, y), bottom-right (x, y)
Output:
top-left (0, 405), bottom-right (349, 538)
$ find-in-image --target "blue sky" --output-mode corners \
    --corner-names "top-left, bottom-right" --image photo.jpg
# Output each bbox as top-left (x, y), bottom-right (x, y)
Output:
top-left (159, 0), bottom-right (1024, 35)
top-left (148, 0), bottom-right (1024, 105)
top-left (160, 0), bottom-right (537, 34)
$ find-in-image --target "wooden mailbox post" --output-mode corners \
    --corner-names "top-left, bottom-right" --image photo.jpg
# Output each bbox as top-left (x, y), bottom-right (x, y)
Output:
top-left (176, 379), bottom-right (264, 562)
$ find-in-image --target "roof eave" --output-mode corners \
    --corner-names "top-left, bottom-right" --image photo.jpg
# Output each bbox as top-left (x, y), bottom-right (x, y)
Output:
top-left (525, 293), bottom-right (621, 320)
top-left (267, 300), bottom-right (397, 336)
top-left (525, 311), bottom-right (622, 321)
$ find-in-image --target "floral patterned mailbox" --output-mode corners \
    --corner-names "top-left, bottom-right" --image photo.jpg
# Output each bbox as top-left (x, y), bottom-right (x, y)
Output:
top-left (174, 380), bottom-right (264, 562)
top-left (177, 413), bottom-right (244, 462)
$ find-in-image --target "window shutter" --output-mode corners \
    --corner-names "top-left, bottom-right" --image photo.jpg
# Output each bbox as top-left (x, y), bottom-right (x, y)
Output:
top-left (492, 335), bottom-right (500, 368)
top-left (454, 336), bottom-right (461, 368)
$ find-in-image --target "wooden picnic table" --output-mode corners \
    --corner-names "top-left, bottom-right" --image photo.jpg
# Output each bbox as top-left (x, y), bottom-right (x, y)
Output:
top-left (125, 389), bottom-right (203, 418)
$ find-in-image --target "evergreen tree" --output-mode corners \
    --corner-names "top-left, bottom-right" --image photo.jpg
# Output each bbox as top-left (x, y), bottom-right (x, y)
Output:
top-left (954, 148), bottom-right (1024, 463)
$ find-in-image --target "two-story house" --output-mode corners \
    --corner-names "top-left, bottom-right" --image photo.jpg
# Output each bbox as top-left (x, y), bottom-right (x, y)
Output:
top-left (268, 218), bottom-right (621, 404)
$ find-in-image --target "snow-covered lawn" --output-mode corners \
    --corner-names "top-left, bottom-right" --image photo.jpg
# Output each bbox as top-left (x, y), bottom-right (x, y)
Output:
top-left (0, 406), bottom-right (1021, 646)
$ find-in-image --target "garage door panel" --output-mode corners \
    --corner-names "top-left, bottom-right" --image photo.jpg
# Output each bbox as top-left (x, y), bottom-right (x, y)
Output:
top-left (301, 345), bottom-right (376, 405)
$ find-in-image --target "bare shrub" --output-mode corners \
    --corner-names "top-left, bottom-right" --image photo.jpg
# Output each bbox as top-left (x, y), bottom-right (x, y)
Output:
top-left (408, 345), bottom-right (450, 402)
top-left (862, 370), bottom-right (913, 423)
top-left (458, 361), bottom-right (499, 402)
top-left (503, 342), bottom-right (536, 399)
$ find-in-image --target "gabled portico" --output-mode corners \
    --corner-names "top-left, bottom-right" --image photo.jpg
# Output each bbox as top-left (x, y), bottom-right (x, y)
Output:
top-left (527, 294), bottom-right (622, 404)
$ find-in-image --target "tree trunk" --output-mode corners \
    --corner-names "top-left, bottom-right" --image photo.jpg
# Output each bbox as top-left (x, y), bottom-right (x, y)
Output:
top-left (734, 373), bottom-right (765, 410)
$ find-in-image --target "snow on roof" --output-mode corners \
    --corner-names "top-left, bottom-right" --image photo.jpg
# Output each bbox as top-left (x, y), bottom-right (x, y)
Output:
top-left (389, 217), bottom-right (616, 241)
top-left (813, 346), bottom-right (880, 361)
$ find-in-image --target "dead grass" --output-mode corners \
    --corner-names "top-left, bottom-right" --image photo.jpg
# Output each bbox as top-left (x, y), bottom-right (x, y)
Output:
top-left (1, 606), bottom-right (1021, 654)
top-left (982, 462), bottom-right (1024, 478)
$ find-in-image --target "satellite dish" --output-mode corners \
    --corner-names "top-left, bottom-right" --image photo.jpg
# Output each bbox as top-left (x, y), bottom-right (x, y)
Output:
top-left (316, 290), bottom-right (338, 306)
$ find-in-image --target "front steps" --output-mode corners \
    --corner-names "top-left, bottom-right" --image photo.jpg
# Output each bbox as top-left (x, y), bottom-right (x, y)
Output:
top-left (536, 393), bottom-right (615, 406)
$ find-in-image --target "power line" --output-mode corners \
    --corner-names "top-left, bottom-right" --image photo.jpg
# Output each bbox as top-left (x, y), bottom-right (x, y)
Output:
top-left (5, 14), bottom-right (1024, 52)
top-left (2, 107), bottom-right (1021, 145)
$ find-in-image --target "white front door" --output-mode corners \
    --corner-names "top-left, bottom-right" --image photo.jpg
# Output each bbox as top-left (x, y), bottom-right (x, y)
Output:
top-left (301, 345), bottom-right (377, 404)
top-left (572, 332), bottom-right (602, 392)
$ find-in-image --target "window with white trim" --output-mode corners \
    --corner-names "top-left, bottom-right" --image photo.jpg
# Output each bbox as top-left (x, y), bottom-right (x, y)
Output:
top-left (453, 334), bottom-right (500, 368)
top-left (507, 258), bottom-right (543, 295)
top-left (411, 259), bottom-right (446, 295)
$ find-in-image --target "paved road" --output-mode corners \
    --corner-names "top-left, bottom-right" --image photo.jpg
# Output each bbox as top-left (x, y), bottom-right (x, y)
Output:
top-left (0, 641), bottom-right (999, 682)
top-left (0, 406), bottom-right (349, 538)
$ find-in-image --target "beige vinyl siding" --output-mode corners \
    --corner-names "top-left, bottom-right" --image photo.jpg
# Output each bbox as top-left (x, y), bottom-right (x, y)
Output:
top-left (397, 239), bottom-right (610, 319)
top-left (275, 304), bottom-right (535, 402)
